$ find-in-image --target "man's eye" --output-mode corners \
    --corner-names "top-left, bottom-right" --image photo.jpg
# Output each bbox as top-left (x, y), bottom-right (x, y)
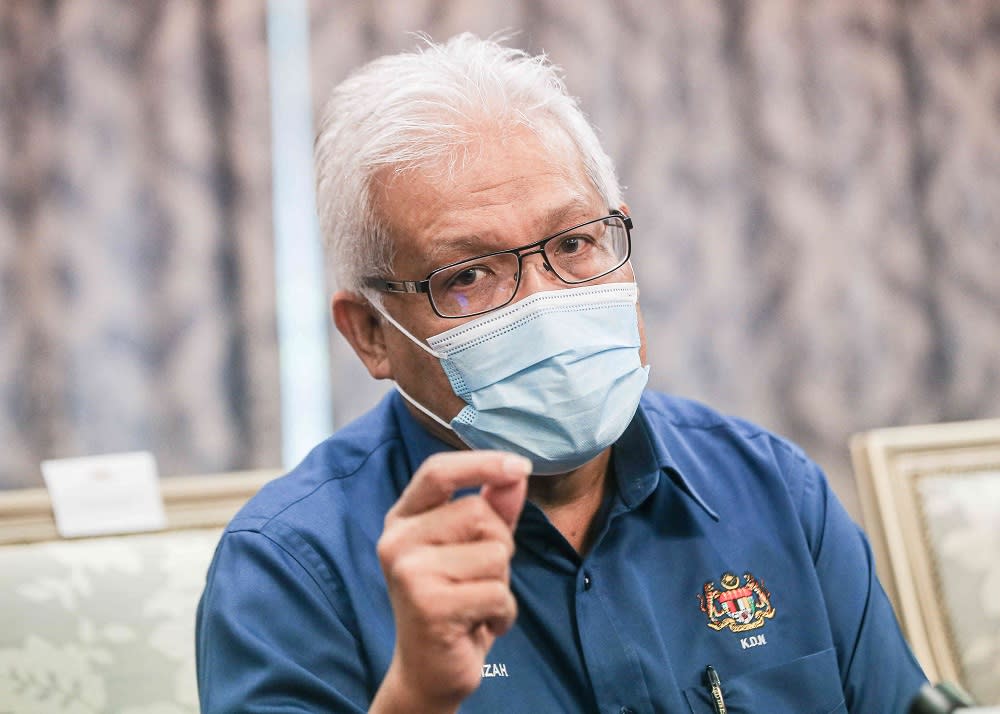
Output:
top-left (560, 237), bottom-right (581, 254)
top-left (553, 235), bottom-right (594, 255)
top-left (447, 266), bottom-right (488, 289)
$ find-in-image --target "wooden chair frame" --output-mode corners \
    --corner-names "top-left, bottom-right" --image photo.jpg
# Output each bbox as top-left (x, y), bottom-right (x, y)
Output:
top-left (850, 419), bottom-right (1000, 686)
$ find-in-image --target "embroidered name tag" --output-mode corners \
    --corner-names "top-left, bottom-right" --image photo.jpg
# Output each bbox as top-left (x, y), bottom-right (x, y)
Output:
top-left (481, 662), bottom-right (510, 678)
top-left (740, 633), bottom-right (767, 649)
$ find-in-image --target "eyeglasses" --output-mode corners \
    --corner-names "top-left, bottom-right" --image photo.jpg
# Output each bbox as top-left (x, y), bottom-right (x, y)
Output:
top-left (363, 210), bottom-right (633, 318)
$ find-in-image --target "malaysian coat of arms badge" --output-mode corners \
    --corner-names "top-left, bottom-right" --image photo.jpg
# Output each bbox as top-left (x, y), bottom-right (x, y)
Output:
top-left (698, 571), bottom-right (776, 633)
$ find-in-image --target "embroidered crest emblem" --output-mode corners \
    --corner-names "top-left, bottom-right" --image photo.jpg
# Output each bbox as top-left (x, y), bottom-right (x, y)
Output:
top-left (698, 571), bottom-right (775, 632)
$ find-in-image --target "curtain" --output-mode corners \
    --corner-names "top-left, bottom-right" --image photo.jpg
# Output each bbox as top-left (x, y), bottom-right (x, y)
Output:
top-left (309, 0), bottom-right (1000, 512)
top-left (0, 0), bottom-right (280, 489)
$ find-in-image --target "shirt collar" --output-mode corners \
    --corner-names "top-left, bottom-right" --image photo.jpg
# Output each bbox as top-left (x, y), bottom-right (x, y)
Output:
top-left (390, 388), bottom-right (718, 521)
top-left (616, 401), bottom-right (719, 521)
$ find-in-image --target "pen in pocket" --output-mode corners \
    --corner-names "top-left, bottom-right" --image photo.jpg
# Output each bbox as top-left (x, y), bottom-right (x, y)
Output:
top-left (705, 665), bottom-right (727, 714)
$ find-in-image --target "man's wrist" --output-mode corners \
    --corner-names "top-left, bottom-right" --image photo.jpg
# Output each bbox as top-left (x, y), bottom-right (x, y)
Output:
top-left (370, 661), bottom-right (460, 714)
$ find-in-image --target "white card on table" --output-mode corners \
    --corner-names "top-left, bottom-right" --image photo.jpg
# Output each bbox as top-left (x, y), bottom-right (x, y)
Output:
top-left (41, 451), bottom-right (167, 538)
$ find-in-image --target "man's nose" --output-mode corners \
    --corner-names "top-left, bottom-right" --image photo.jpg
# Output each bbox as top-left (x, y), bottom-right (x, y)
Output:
top-left (514, 250), bottom-right (562, 299)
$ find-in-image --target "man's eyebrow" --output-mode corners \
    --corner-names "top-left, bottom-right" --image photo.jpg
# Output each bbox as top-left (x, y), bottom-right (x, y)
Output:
top-left (425, 198), bottom-right (600, 266)
top-left (426, 235), bottom-right (496, 266)
top-left (543, 197), bottom-right (599, 232)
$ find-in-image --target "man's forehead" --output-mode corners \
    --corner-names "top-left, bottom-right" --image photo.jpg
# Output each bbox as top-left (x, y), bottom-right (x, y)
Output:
top-left (376, 122), bottom-right (587, 200)
top-left (373, 124), bottom-right (604, 267)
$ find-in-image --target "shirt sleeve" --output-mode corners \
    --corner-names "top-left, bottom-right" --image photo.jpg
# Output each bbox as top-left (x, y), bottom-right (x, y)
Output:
top-left (196, 524), bottom-right (371, 713)
top-left (790, 450), bottom-right (928, 713)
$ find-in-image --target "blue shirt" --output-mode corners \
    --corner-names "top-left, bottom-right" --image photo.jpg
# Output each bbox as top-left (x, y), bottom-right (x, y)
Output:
top-left (196, 390), bottom-right (926, 713)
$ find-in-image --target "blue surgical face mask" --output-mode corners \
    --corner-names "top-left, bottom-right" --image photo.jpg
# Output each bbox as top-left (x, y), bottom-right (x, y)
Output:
top-left (376, 282), bottom-right (650, 475)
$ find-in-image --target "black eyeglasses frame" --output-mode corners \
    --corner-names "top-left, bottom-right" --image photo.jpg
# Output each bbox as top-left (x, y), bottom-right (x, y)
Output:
top-left (363, 209), bottom-right (633, 319)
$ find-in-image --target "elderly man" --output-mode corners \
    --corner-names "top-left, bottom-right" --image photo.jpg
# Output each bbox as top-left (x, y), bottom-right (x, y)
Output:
top-left (196, 34), bottom-right (926, 713)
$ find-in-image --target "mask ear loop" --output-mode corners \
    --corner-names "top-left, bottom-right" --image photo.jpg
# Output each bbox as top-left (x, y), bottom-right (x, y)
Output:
top-left (367, 301), bottom-right (454, 431)
top-left (369, 302), bottom-right (445, 360)
top-left (393, 382), bottom-right (455, 432)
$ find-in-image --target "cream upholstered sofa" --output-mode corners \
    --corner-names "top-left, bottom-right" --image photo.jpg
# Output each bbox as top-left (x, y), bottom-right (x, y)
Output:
top-left (0, 470), bottom-right (277, 714)
top-left (851, 419), bottom-right (1000, 706)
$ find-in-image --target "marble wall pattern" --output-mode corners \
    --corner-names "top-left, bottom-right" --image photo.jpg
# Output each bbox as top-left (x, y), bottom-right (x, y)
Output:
top-left (0, 1), bottom-right (280, 489)
top-left (310, 0), bottom-right (1000, 514)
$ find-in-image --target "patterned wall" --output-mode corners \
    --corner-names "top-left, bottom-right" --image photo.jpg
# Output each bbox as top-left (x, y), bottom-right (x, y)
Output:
top-left (310, 0), bottom-right (1000, 514)
top-left (0, 1), bottom-right (280, 489)
top-left (2, 1), bottom-right (997, 511)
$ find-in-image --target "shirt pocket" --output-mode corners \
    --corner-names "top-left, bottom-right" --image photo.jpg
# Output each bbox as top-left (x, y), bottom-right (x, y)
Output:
top-left (682, 647), bottom-right (846, 714)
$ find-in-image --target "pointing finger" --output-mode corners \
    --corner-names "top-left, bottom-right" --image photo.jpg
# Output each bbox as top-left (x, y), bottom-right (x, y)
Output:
top-left (392, 451), bottom-right (531, 522)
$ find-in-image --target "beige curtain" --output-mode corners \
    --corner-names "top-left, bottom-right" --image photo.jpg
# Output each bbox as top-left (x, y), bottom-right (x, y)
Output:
top-left (0, 0), bottom-right (280, 489)
top-left (310, 0), bottom-right (1000, 512)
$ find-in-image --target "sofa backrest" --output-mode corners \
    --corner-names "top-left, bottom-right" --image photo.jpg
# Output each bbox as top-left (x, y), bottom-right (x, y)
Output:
top-left (0, 470), bottom-right (278, 714)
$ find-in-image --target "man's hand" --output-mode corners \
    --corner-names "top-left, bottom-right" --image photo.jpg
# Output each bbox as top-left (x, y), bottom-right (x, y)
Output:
top-left (370, 451), bottom-right (531, 714)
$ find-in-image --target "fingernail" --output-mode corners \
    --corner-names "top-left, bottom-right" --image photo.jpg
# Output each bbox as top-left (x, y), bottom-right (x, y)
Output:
top-left (502, 455), bottom-right (532, 477)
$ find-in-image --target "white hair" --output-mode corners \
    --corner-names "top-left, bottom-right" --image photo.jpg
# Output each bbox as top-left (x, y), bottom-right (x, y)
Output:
top-left (314, 33), bottom-right (623, 299)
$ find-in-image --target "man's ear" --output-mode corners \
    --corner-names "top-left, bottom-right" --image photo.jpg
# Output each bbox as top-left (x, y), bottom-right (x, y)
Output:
top-left (332, 290), bottom-right (393, 380)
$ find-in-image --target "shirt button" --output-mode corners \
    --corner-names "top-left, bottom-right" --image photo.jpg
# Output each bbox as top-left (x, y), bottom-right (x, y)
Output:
top-left (583, 573), bottom-right (592, 590)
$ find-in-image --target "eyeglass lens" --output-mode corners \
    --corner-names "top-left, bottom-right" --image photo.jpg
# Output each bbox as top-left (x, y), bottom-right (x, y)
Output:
top-left (428, 215), bottom-right (630, 317)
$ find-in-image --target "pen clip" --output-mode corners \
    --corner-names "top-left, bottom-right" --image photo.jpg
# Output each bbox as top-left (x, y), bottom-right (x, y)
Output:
top-left (705, 665), bottom-right (728, 714)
